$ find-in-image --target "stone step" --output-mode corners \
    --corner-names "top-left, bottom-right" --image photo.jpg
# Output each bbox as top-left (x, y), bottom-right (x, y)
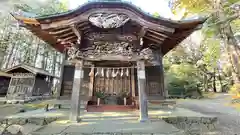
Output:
top-left (86, 105), bottom-right (136, 112)
top-left (30, 119), bottom-right (184, 135)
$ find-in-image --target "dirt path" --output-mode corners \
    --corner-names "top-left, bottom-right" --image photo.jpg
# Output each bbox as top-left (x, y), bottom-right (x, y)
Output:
top-left (177, 94), bottom-right (240, 135)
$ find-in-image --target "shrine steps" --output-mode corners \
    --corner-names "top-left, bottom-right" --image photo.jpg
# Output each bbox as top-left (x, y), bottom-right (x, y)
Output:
top-left (86, 105), bottom-right (136, 112)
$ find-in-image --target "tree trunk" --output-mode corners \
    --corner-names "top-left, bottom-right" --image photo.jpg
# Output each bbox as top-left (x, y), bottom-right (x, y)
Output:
top-left (217, 67), bottom-right (223, 92)
top-left (203, 74), bottom-right (208, 92)
top-left (0, 16), bottom-right (11, 68)
top-left (214, 0), bottom-right (240, 83)
top-left (33, 39), bottom-right (40, 67)
top-left (213, 68), bottom-right (217, 92)
top-left (4, 32), bottom-right (16, 69)
top-left (52, 50), bottom-right (57, 76)
top-left (10, 42), bottom-right (20, 67)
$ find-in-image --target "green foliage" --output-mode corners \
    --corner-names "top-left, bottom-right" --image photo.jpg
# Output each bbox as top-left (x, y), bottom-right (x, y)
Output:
top-left (201, 38), bottom-right (221, 69)
top-left (166, 72), bottom-right (185, 95)
top-left (0, 0), bottom-right (66, 79)
top-left (95, 91), bottom-right (106, 99)
top-left (229, 83), bottom-right (240, 96)
top-left (166, 63), bottom-right (202, 97)
top-left (231, 19), bottom-right (240, 33)
top-left (14, 0), bottom-right (68, 16)
top-left (172, 0), bottom-right (212, 14)
top-left (152, 12), bottom-right (160, 18)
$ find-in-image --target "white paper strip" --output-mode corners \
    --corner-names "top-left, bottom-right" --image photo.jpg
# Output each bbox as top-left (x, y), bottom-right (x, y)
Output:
top-left (138, 70), bottom-right (145, 79)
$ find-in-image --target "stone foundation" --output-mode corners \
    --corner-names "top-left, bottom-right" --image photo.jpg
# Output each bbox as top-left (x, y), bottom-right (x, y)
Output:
top-left (162, 116), bottom-right (218, 135)
top-left (0, 117), bottom-right (58, 135)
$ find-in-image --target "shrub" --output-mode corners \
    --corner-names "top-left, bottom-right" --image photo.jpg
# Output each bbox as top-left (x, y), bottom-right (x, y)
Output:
top-left (95, 91), bottom-right (106, 99)
top-left (229, 83), bottom-right (240, 97)
top-left (166, 63), bottom-right (202, 98)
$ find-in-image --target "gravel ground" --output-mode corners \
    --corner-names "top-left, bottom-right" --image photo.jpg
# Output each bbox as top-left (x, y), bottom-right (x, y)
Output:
top-left (177, 94), bottom-right (240, 135)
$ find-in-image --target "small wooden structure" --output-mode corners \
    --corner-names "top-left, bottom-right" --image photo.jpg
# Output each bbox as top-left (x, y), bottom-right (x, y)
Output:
top-left (12, 1), bottom-right (206, 122)
top-left (0, 71), bottom-right (11, 97)
top-left (4, 64), bottom-right (54, 102)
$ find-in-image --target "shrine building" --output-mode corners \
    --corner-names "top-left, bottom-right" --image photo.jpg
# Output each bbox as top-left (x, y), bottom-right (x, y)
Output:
top-left (12, 1), bottom-right (206, 122)
top-left (4, 64), bottom-right (55, 103)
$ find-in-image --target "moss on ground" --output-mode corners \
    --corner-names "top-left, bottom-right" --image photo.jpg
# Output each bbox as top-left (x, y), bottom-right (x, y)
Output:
top-left (202, 92), bottom-right (216, 99)
top-left (23, 101), bottom-right (49, 110)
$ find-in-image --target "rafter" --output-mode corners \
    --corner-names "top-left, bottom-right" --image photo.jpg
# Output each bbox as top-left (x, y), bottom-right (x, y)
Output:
top-left (148, 29), bottom-right (169, 38)
top-left (77, 22), bottom-right (89, 29)
top-left (71, 24), bottom-right (82, 44)
top-left (49, 27), bottom-right (72, 35)
top-left (61, 41), bottom-right (74, 46)
top-left (144, 36), bottom-right (163, 44)
top-left (57, 35), bottom-right (76, 42)
top-left (58, 32), bottom-right (74, 38)
top-left (146, 33), bottom-right (165, 41)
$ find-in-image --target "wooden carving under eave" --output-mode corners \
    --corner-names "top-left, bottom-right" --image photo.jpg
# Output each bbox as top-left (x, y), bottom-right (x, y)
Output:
top-left (89, 13), bottom-right (130, 28)
top-left (138, 26), bottom-right (147, 38)
top-left (66, 40), bottom-right (155, 61)
top-left (86, 33), bottom-right (137, 42)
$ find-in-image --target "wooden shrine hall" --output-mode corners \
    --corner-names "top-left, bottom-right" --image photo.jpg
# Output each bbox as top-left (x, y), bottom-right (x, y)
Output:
top-left (12, 1), bottom-right (206, 122)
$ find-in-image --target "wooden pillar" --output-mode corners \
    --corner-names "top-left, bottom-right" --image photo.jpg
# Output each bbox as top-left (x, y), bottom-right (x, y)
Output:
top-left (131, 68), bottom-right (135, 105)
top-left (159, 51), bottom-right (166, 98)
top-left (69, 60), bottom-right (83, 122)
top-left (137, 60), bottom-right (148, 122)
top-left (89, 65), bottom-right (94, 98)
top-left (56, 50), bottom-right (66, 99)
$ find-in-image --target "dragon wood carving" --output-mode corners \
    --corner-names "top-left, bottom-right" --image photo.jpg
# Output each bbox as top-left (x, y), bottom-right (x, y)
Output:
top-left (89, 13), bottom-right (130, 28)
top-left (67, 42), bottom-right (154, 61)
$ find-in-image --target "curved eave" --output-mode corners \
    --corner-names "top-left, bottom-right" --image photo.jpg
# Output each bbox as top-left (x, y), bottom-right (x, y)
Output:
top-left (11, 13), bottom-right (40, 25)
top-left (10, 1), bottom-right (207, 55)
top-left (35, 1), bottom-right (207, 28)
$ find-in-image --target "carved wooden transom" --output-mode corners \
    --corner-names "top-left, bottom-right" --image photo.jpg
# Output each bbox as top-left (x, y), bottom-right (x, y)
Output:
top-left (85, 41), bottom-right (133, 56)
top-left (88, 13), bottom-right (130, 28)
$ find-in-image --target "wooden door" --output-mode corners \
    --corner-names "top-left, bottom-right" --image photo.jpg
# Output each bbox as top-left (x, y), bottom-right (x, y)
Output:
top-left (94, 68), bottom-right (131, 95)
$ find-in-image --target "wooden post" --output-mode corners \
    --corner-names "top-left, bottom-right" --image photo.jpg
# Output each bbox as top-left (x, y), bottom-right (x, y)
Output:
top-left (131, 68), bottom-right (135, 105)
top-left (29, 76), bottom-right (35, 97)
top-left (69, 60), bottom-right (83, 122)
top-left (56, 50), bottom-right (66, 99)
top-left (89, 65), bottom-right (94, 98)
top-left (159, 50), bottom-right (166, 98)
top-left (137, 60), bottom-right (148, 122)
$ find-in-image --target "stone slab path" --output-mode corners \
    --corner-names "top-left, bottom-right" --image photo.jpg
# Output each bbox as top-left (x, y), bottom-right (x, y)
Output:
top-left (32, 118), bottom-right (184, 135)
top-left (2, 106), bottom-right (217, 135)
top-left (177, 93), bottom-right (240, 135)
top-left (6, 107), bottom-right (209, 119)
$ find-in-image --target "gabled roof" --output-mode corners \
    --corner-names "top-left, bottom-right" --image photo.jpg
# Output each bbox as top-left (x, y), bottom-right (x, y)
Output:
top-left (0, 71), bottom-right (11, 78)
top-left (4, 64), bottom-right (54, 77)
top-left (11, 1), bottom-right (207, 56)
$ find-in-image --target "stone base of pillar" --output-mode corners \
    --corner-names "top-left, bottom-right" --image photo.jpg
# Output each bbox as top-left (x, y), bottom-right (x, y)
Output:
top-left (139, 118), bottom-right (149, 123)
top-left (165, 90), bottom-right (168, 98)
top-left (69, 117), bottom-right (81, 123)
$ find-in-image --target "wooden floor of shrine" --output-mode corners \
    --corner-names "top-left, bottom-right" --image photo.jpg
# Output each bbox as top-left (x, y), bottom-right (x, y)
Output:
top-left (86, 105), bottom-right (136, 112)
